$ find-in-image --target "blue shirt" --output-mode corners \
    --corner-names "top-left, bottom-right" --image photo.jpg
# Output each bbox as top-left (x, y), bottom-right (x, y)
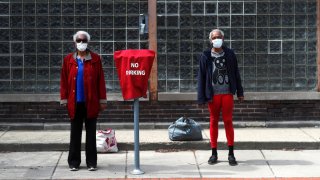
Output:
top-left (76, 58), bottom-right (85, 102)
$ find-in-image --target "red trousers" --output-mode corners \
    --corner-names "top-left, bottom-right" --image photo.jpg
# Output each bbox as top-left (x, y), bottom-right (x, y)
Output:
top-left (207, 94), bottom-right (234, 148)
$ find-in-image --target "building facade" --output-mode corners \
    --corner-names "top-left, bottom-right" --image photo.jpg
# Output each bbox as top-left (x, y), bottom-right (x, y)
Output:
top-left (0, 0), bottom-right (319, 126)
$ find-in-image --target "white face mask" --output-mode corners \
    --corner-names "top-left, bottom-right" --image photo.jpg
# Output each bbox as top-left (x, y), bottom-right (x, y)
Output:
top-left (76, 43), bottom-right (88, 51)
top-left (212, 39), bottom-right (223, 48)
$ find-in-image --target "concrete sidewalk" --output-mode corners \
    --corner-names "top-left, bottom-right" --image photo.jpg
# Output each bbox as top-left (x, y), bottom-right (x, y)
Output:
top-left (1, 150), bottom-right (320, 179)
top-left (1, 128), bottom-right (320, 179)
top-left (0, 128), bottom-right (320, 151)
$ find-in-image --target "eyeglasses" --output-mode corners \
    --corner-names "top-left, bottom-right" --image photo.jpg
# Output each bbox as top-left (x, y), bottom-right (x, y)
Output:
top-left (76, 39), bottom-right (88, 43)
top-left (211, 36), bottom-right (223, 40)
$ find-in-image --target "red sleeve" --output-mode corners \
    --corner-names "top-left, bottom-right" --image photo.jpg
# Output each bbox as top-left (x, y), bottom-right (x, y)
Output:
top-left (60, 55), bottom-right (70, 104)
top-left (98, 56), bottom-right (107, 103)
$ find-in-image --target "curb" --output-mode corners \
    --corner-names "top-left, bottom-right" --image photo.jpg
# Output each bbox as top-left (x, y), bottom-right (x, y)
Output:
top-left (1, 121), bottom-right (320, 131)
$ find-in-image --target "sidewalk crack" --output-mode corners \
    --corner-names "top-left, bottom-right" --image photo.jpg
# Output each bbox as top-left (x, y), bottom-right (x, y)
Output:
top-left (193, 150), bottom-right (202, 178)
top-left (299, 128), bottom-right (318, 141)
top-left (124, 150), bottom-right (128, 178)
top-left (0, 127), bottom-right (9, 138)
top-left (50, 151), bottom-right (63, 180)
top-left (260, 150), bottom-right (276, 178)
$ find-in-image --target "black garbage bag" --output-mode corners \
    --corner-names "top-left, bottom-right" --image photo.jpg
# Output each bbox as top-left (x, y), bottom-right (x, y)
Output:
top-left (168, 117), bottom-right (203, 141)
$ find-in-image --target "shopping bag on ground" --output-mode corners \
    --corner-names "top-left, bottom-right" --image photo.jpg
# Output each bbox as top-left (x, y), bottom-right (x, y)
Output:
top-left (96, 129), bottom-right (118, 153)
top-left (168, 117), bottom-right (203, 141)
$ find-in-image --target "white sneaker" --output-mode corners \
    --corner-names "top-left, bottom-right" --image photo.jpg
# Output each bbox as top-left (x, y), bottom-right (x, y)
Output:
top-left (88, 167), bottom-right (97, 171)
top-left (69, 167), bottom-right (79, 171)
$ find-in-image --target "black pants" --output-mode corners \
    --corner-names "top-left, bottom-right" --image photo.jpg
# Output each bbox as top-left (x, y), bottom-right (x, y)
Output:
top-left (68, 102), bottom-right (97, 168)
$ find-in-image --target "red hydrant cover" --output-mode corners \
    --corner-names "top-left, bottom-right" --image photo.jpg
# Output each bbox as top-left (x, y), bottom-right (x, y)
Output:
top-left (114, 49), bottom-right (155, 100)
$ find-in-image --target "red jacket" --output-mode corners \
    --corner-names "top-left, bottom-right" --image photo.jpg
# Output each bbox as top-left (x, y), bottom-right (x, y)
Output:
top-left (60, 50), bottom-right (107, 120)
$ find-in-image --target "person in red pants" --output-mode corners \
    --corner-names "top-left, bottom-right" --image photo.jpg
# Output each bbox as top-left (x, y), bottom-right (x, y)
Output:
top-left (197, 29), bottom-right (244, 166)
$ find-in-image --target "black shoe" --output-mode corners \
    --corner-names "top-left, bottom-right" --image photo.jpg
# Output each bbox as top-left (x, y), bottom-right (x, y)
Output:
top-left (208, 155), bottom-right (218, 165)
top-left (69, 166), bottom-right (79, 171)
top-left (228, 155), bottom-right (238, 166)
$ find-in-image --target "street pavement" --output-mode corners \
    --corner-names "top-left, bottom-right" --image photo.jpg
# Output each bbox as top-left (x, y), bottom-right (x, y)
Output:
top-left (1, 150), bottom-right (320, 179)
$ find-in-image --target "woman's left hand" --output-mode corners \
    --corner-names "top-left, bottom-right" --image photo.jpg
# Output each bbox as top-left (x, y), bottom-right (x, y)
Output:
top-left (99, 103), bottom-right (107, 112)
top-left (238, 96), bottom-right (244, 103)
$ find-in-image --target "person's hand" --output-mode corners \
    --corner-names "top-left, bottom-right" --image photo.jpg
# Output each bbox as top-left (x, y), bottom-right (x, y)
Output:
top-left (198, 103), bottom-right (207, 109)
top-left (238, 96), bottom-right (244, 103)
top-left (99, 103), bottom-right (107, 112)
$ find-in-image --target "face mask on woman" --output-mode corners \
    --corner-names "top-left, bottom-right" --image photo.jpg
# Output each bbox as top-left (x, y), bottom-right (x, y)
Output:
top-left (212, 39), bottom-right (223, 48)
top-left (76, 42), bottom-right (88, 52)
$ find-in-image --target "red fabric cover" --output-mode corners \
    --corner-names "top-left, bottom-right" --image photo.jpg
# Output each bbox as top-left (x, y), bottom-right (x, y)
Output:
top-left (114, 49), bottom-right (155, 100)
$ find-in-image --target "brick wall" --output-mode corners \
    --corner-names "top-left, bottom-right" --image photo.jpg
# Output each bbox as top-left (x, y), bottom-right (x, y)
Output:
top-left (1, 100), bottom-right (320, 123)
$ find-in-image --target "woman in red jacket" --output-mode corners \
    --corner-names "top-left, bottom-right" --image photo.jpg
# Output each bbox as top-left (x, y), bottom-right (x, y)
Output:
top-left (60, 31), bottom-right (107, 171)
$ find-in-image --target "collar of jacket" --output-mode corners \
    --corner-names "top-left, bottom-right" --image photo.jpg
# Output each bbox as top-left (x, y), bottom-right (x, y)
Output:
top-left (72, 50), bottom-right (92, 61)
top-left (203, 46), bottom-right (231, 59)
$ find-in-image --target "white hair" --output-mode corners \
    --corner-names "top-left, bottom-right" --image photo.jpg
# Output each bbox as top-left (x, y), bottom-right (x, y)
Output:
top-left (208, 29), bottom-right (224, 41)
top-left (73, 31), bottom-right (91, 42)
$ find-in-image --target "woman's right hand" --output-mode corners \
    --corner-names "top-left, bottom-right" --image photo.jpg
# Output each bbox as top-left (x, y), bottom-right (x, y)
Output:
top-left (198, 103), bottom-right (207, 109)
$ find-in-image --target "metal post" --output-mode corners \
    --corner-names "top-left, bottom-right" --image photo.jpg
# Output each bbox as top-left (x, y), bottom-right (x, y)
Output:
top-left (148, 0), bottom-right (158, 101)
top-left (317, 0), bottom-right (320, 91)
top-left (130, 98), bottom-right (144, 175)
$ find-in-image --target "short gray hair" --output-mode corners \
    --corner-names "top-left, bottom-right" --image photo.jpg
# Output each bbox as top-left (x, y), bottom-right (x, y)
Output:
top-left (73, 31), bottom-right (91, 42)
top-left (208, 29), bottom-right (224, 41)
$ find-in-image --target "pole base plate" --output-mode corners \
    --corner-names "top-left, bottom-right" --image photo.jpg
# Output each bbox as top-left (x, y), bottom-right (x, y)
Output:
top-left (130, 169), bottom-right (145, 175)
